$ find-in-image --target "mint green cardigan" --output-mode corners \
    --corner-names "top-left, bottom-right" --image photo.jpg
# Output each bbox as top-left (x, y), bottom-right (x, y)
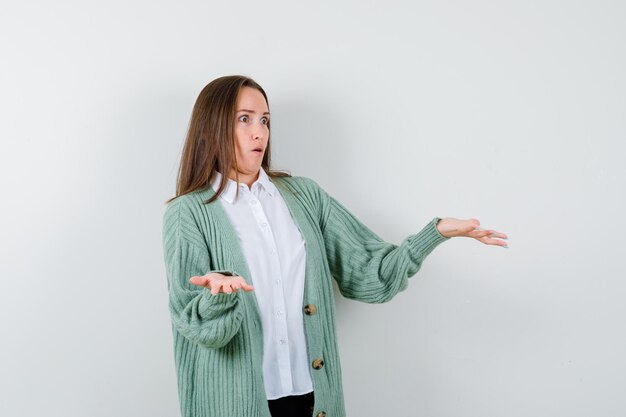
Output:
top-left (162, 175), bottom-right (450, 417)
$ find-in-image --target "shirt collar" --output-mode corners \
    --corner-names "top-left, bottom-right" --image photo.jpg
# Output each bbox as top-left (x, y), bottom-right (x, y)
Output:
top-left (210, 167), bottom-right (278, 204)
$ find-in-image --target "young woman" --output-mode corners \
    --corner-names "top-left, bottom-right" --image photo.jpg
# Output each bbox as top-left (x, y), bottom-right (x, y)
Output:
top-left (162, 75), bottom-right (508, 417)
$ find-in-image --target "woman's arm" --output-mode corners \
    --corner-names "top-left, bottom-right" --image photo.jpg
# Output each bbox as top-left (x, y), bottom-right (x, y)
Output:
top-left (314, 180), bottom-right (450, 304)
top-left (162, 200), bottom-right (245, 349)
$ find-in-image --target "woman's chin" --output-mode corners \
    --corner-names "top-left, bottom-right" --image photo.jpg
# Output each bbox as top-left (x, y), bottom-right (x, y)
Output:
top-left (244, 164), bottom-right (262, 173)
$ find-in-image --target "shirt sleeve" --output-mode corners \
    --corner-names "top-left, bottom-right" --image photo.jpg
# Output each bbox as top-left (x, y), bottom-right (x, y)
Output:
top-left (162, 198), bottom-right (245, 349)
top-left (314, 179), bottom-right (450, 303)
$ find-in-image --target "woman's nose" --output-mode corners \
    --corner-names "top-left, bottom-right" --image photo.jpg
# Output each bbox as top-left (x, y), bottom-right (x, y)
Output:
top-left (252, 122), bottom-right (266, 139)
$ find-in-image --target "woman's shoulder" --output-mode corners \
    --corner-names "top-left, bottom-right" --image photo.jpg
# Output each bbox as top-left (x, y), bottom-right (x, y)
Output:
top-left (162, 187), bottom-right (216, 225)
top-left (273, 174), bottom-right (324, 196)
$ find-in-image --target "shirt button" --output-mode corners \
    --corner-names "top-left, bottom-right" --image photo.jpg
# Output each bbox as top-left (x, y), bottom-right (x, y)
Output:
top-left (276, 310), bottom-right (283, 316)
top-left (316, 412), bottom-right (326, 417)
top-left (312, 358), bottom-right (324, 369)
top-left (275, 279), bottom-right (281, 284)
top-left (261, 222), bottom-right (267, 227)
top-left (303, 304), bottom-right (317, 316)
top-left (279, 339), bottom-right (287, 345)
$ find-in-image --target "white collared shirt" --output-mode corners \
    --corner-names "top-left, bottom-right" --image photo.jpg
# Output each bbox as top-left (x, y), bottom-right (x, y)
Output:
top-left (209, 168), bottom-right (313, 400)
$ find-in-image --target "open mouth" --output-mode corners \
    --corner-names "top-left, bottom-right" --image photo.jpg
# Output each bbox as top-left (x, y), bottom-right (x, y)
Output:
top-left (253, 148), bottom-right (263, 153)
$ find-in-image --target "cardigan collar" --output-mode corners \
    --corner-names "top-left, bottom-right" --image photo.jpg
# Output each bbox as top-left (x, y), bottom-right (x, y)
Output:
top-left (209, 167), bottom-right (277, 204)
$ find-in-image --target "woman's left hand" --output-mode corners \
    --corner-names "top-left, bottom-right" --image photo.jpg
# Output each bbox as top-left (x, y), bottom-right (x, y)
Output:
top-left (436, 217), bottom-right (509, 247)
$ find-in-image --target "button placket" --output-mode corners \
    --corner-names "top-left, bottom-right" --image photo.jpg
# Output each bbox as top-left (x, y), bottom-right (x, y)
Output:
top-left (248, 196), bottom-right (272, 232)
top-left (248, 192), bottom-right (292, 392)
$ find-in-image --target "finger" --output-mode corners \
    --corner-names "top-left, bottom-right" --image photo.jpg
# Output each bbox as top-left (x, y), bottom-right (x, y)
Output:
top-left (241, 283), bottom-right (255, 291)
top-left (210, 282), bottom-right (223, 295)
top-left (478, 236), bottom-right (509, 247)
top-left (222, 283), bottom-right (234, 294)
top-left (470, 229), bottom-right (493, 238)
top-left (467, 223), bottom-right (479, 230)
top-left (190, 275), bottom-right (209, 287)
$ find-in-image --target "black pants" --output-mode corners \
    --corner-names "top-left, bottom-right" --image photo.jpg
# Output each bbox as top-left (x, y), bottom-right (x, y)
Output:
top-left (267, 391), bottom-right (314, 417)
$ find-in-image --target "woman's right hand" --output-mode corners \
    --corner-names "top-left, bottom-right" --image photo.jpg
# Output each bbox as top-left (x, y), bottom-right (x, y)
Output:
top-left (189, 273), bottom-right (255, 295)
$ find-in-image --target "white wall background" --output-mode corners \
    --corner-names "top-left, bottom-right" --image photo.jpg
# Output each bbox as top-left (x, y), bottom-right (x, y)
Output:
top-left (1, 1), bottom-right (624, 416)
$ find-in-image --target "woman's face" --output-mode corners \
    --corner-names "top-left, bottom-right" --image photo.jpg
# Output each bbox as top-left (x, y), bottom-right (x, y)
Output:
top-left (230, 86), bottom-right (270, 181)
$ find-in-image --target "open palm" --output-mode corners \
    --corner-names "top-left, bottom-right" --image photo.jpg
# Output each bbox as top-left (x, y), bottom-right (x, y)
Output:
top-left (437, 217), bottom-right (509, 247)
top-left (189, 273), bottom-right (255, 295)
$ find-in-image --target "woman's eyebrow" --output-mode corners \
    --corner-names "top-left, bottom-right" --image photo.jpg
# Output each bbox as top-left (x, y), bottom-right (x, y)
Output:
top-left (237, 109), bottom-right (270, 115)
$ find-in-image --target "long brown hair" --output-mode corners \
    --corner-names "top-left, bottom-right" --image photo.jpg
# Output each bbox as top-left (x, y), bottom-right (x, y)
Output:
top-left (165, 75), bottom-right (291, 205)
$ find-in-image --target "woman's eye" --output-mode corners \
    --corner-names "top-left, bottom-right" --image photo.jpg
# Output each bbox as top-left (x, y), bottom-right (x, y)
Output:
top-left (238, 115), bottom-right (268, 125)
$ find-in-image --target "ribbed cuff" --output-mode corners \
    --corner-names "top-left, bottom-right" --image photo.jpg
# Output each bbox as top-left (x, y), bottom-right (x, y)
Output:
top-left (200, 289), bottom-right (240, 314)
top-left (432, 217), bottom-right (449, 240)
top-left (405, 217), bottom-right (450, 260)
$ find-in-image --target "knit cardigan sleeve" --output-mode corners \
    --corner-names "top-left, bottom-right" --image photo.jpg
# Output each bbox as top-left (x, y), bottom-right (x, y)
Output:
top-left (162, 197), bottom-right (245, 349)
top-left (313, 179), bottom-right (450, 303)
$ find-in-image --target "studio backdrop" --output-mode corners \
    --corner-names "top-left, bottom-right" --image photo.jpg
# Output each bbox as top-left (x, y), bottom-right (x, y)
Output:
top-left (1, 1), bottom-right (624, 416)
